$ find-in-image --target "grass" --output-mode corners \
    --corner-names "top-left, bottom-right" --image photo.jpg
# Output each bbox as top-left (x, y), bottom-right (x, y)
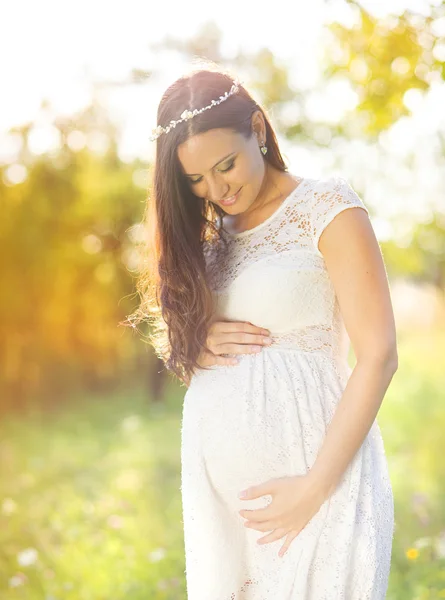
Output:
top-left (0, 328), bottom-right (445, 599)
top-left (0, 387), bottom-right (186, 599)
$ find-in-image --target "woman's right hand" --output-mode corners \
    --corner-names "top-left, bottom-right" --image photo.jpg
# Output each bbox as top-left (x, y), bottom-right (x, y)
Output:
top-left (197, 321), bottom-right (273, 368)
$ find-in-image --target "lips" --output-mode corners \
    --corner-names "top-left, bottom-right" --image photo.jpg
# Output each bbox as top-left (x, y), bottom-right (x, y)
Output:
top-left (220, 187), bottom-right (242, 206)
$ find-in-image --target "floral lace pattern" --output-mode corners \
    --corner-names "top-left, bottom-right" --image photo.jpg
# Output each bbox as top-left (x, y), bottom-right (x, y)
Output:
top-left (204, 176), bottom-right (369, 365)
top-left (181, 175), bottom-right (394, 599)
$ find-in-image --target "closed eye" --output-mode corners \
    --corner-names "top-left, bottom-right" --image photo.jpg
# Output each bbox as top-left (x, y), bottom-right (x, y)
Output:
top-left (188, 160), bottom-right (235, 185)
top-left (220, 161), bottom-right (235, 173)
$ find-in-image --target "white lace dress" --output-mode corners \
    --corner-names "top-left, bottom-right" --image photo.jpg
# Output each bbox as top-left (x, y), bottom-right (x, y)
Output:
top-left (180, 175), bottom-right (394, 600)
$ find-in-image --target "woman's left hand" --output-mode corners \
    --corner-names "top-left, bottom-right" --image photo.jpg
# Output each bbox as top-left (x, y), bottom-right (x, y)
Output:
top-left (238, 474), bottom-right (328, 557)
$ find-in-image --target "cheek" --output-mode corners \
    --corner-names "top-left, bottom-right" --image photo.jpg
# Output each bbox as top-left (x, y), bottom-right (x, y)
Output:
top-left (233, 157), bottom-right (260, 184)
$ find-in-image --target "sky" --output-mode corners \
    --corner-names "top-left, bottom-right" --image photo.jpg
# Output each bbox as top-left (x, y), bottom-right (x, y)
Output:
top-left (1, 0), bottom-right (445, 240)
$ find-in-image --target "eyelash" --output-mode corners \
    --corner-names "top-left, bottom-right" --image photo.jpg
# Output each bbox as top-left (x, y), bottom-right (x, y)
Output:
top-left (189, 161), bottom-right (235, 185)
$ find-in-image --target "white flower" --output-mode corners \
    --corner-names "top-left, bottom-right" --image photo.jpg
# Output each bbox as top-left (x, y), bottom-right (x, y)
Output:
top-left (436, 530), bottom-right (445, 558)
top-left (180, 110), bottom-right (193, 120)
top-left (2, 498), bottom-right (17, 515)
top-left (121, 415), bottom-right (141, 433)
top-left (9, 574), bottom-right (25, 587)
top-left (148, 548), bottom-right (166, 562)
top-left (17, 547), bottom-right (38, 567)
top-left (414, 536), bottom-right (432, 549)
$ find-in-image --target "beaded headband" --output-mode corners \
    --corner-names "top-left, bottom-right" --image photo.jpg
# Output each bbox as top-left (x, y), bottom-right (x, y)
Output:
top-left (149, 78), bottom-right (242, 142)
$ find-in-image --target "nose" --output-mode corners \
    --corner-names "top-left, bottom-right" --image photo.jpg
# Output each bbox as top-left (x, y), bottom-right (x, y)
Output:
top-left (206, 176), bottom-right (229, 203)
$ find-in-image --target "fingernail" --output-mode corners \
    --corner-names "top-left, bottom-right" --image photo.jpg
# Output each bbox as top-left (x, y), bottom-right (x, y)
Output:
top-left (263, 337), bottom-right (272, 345)
top-left (239, 490), bottom-right (247, 498)
top-left (251, 345), bottom-right (262, 352)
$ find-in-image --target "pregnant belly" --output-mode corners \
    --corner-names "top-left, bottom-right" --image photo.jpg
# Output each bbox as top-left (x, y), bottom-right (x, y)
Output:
top-left (182, 348), bottom-right (349, 508)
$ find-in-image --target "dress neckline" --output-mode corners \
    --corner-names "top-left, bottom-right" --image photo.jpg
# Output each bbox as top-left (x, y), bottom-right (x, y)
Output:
top-left (221, 175), bottom-right (307, 239)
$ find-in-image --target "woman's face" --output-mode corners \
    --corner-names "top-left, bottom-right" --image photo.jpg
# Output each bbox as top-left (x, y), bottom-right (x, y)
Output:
top-left (177, 123), bottom-right (266, 215)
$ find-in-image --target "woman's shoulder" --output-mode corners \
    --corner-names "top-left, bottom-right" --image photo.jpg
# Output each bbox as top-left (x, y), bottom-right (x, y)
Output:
top-left (296, 173), bottom-right (360, 195)
top-left (294, 174), bottom-right (368, 214)
top-left (303, 175), bottom-right (369, 255)
top-left (310, 175), bottom-right (368, 213)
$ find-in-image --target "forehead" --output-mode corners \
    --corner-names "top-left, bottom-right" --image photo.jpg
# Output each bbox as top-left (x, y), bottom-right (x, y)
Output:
top-left (177, 128), bottom-right (244, 174)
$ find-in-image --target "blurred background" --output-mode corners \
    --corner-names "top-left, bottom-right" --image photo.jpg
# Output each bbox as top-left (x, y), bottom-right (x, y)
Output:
top-left (1, 0), bottom-right (445, 598)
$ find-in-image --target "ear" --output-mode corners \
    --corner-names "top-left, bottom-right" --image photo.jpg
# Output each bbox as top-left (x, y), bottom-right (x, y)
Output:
top-left (251, 110), bottom-right (266, 140)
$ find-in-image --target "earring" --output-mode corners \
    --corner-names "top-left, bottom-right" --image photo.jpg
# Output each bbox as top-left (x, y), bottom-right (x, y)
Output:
top-left (260, 140), bottom-right (268, 155)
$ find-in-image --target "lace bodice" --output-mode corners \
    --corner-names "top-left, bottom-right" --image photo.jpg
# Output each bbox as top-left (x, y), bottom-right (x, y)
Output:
top-left (203, 175), bottom-right (369, 364)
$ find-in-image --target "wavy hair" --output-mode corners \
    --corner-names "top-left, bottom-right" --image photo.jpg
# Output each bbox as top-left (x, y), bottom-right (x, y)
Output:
top-left (126, 64), bottom-right (289, 386)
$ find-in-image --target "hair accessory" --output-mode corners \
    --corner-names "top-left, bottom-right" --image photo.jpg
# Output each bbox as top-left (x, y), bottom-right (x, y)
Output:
top-left (149, 78), bottom-right (242, 141)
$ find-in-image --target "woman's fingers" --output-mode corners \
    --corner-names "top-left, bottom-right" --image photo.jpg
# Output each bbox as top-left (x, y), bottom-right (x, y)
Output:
top-left (257, 527), bottom-right (289, 545)
top-left (278, 530), bottom-right (300, 557)
top-left (202, 321), bottom-right (272, 367)
top-left (210, 321), bottom-right (271, 351)
top-left (219, 320), bottom-right (270, 339)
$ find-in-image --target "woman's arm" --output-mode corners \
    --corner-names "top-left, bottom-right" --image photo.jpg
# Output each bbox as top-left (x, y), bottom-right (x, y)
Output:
top-left (308, 205), bottom-right (398, 498)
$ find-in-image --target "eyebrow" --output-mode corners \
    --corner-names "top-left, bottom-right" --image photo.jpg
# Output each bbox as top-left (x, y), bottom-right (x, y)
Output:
top-left (184, 152), bottom-right (236, 177)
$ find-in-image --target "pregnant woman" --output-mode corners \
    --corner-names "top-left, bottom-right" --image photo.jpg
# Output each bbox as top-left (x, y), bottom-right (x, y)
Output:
top-left (131, 65), bottom-right (398, 599)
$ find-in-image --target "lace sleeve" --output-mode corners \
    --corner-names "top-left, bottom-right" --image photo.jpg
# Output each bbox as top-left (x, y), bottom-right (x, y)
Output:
top-left (311, 176), bottom-right (369, 257)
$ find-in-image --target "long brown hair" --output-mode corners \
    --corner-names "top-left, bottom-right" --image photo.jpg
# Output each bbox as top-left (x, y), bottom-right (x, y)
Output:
top-left (127, 64), bottom-right (288, 386)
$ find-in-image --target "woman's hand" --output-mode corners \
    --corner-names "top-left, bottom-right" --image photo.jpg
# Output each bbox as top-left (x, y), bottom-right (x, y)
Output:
top-left (238, 474), bottom-right (328, 558)
top-left (197, 320), bottom-right (272, 368)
